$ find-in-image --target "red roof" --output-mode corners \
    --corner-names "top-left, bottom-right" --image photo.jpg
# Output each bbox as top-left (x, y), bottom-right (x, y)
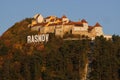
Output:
top-left (81, 19), bottom-right (88, 23)
top-left (49, 22), bottom-right (62, 26)
top-left (88, 26), bottom-right (94, 31)
top-left (69, 21), bottom-right (83, 26)
top-left (94, 22), bottom-right (102, 27)
top-left (56, 18), bottom-right (62, 21)
top-left (45, 16), bottom-right (51, 19)
top-left (62, 15), bottom-right (67, 18)
top-left (64, 22), bottom-right (73, 25)
top-left (32, 23), bottom-right (48, 27)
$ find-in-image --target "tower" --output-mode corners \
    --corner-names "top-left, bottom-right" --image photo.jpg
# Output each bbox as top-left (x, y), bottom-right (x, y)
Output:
top-left (94, 22), bottom-right (103, 36)
top-left (81, 19), bottom-right (88, 31)
top-left (34, 14), bottom-right (44, 23)
top-left (61, 15), bottom-right (69, 24)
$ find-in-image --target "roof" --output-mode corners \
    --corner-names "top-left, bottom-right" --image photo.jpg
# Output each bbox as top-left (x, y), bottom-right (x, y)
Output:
top-left (64, 22), bottom-right (74, 25)
top-left (56, 18), bottom-right (62, 21)
top-left (45, 16), bottom-right (51, 19)
top-left (45, 16), bottom-right (57, 19)
top-left (81, 19), bottom-right (88, 23)
top-left (88, 26), bottom-right (94, 31)
top-left (32, 23), bottom-right (48, 27)
top-left (70, 21), bottom-right (83, 26)
top-left (34, 14), bottom-right (40, 19)
top-left (49, 22), bottom-right (62, 26)
top-left (94, 22), bottom-right (102, 27)
top-left (61, 15), bottom-right (67, 18)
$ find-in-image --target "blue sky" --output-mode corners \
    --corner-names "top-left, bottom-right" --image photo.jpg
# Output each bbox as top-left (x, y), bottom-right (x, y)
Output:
top-left (0, 0), bottom-right (120, 35)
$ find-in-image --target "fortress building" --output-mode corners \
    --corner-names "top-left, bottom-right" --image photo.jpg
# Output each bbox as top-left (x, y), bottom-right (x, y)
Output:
top-left (28, 14), bottom-right (112, 40)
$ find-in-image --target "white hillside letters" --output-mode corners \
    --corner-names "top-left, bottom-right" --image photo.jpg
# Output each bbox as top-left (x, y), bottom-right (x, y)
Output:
top-left (27, 34), bottom-right (49, 43)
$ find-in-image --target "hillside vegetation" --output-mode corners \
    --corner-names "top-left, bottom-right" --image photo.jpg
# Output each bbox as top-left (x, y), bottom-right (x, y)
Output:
top-left (0, 18), bottom-right (120, 80)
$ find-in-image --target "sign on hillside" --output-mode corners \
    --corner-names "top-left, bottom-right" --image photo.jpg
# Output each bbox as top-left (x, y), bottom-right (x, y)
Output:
top-left (27, 34), bottom-right (49, 43)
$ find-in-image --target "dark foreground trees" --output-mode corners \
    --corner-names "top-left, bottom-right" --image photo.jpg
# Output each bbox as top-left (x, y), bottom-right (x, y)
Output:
top-left (0, 35), bottom-right (120, 80)
top-left (89, 35), bottom-right (120, 80)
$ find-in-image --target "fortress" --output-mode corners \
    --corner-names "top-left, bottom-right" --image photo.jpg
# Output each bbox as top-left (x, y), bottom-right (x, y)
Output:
top-left (28, 14), bottom-right (112, 40)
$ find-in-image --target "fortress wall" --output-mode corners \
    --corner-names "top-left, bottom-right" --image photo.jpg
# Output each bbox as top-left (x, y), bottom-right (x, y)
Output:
top-left (31, 26), bottom-right (41, 31)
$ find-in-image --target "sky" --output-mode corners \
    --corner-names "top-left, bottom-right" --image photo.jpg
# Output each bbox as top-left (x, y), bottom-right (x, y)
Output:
top-left (0, 0), bottom-right (120, 36)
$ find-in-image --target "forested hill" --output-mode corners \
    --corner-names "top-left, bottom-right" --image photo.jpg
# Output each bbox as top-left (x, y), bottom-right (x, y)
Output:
top-left (0, 18), bottom-right (120, 80)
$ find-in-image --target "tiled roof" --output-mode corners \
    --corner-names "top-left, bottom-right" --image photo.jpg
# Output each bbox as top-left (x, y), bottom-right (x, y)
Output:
top-left (88, 26), bottom-right (94, 31)
top-left (32, 23), bottom-right (48, 27)
top-left (34, 14), bottom-right (40, 19)
top-left (45, 16), bottom-right (51, 19)
top-left (64, 22), bottom-right (74, 25)
top-left (62, 15), bottom-right (67, 18)
top-left (49, 22), bottom-right (62, 26)
top-left (70, 21), bottom-right (83, 26)
top-left (49, 23), bottom-right (57, 26)
top-left (94, 22), bottom-right (102, 27)
top-left (31, 14), bottom-right (103, 29)
top-left (56, 18), bottom-right (62, 21)
top-left (50, 19), bottom-right (55, 22)
top-left (81, 19), bottom-right (88, 23)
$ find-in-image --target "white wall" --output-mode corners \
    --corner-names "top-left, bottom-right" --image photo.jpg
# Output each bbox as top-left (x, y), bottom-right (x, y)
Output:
top-left (37, 15), bottom-right (44, 23)
top-left (94, 27), bottom-right (103, 36)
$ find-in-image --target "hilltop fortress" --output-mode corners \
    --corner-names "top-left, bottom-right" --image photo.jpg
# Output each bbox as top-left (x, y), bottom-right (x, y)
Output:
top-left (28, 14), bottom-right (112, 40)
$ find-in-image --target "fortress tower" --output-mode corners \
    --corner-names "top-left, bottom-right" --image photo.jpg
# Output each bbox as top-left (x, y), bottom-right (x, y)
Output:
top-left (81, 19), bottom-right (88, 31)
top-left (93, 22), bottom-right (103, 36)
top-left (33, 14), bottom-right (44, 23)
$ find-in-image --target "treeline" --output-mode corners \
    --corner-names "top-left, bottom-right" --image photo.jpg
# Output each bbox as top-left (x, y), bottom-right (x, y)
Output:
top-left (88, 35), bottom-right (120, 80)
top-left (0, 35), bottom-right (120, 80)
top-left (0, 34), bottom-right (89, 80)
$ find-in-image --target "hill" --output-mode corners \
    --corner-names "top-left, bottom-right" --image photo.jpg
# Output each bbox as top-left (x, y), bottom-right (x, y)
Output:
top-left (0, 18), bottom-right (120, 80)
